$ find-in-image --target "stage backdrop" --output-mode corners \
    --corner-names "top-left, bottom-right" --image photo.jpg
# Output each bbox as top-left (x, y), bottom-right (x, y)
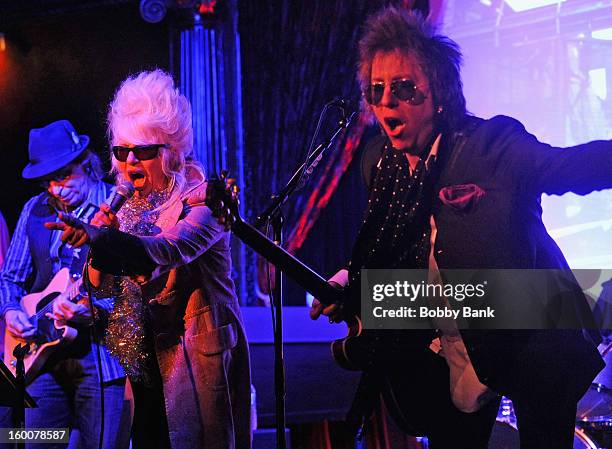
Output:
top-left (238, 0), bottom-right (394, 305)
top-left (0, 2), bottom-right (170, 232)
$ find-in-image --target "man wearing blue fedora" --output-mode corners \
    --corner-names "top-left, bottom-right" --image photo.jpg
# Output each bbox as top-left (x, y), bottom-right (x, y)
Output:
top-left (0, 120), bottom-right (129, 448)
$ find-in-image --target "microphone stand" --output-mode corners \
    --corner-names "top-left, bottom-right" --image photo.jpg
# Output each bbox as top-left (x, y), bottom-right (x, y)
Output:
top-left (254, 111), bottom-right (356, 229)
top-left (13, 343), bottom-right (30, 449)
top-left (254, 110), bottom-right (355, 449)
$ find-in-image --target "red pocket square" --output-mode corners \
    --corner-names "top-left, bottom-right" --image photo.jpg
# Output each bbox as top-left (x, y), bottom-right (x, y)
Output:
top-left (439, 184), bottom-right (485, 211)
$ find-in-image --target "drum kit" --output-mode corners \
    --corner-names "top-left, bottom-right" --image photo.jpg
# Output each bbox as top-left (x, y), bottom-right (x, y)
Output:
top-left (488, 340), bottom-right (612, 449)
top-left (575, 339), bottom-right (612, 448)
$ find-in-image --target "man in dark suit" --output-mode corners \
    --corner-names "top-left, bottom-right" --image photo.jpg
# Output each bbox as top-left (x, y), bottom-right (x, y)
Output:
top-left (311, 6), bottom-right (609, 449)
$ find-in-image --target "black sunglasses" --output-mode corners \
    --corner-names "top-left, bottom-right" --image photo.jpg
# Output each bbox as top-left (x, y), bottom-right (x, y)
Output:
top-left (112, 144), bottom-right (168, 162)
top-left (363, 79), bottom-right (426, 106)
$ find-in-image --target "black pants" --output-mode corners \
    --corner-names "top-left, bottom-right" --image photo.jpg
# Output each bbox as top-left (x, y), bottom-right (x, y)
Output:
top-left (130, 369), bottom-right (172, 449)
top-left (381, 349), bottom-right (500, 449)
top-left (382, 348), bottom-right (582, 449)
top-left (512, 393), bottom-right (577, 449)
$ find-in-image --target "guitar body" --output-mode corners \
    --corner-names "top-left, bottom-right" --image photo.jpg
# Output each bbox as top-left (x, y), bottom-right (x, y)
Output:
top-left (3, 268), bottom-right (79, 384)
top-left (330, 316), bottom-right (367, 370)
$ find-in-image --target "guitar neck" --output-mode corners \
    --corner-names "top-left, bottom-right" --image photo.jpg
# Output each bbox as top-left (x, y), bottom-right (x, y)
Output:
top-left (68, 277), bottom-right (83, 300)
top-left (34, 274), bottom-right (83, 320)
top-left (232, 219), bottom-right (344, 306)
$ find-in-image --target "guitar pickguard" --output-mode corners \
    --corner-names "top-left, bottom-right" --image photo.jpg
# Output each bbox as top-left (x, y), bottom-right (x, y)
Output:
top-left (3, 268), bottom-right (80, 383)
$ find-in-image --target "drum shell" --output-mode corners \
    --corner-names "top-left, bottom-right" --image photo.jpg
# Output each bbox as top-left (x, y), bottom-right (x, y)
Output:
top-left (487, 422), bottom-right (601, 449)
top-left (577, 342), bottom-right (612, 424)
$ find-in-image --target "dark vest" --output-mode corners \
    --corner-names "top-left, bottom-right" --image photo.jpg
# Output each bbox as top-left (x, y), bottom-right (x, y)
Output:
top-left (24, 186), bottom-right (110, 359)
top-left (26, 194), bottom-right (86, 293)
top-left (26, 185), bottom-right (110, 293)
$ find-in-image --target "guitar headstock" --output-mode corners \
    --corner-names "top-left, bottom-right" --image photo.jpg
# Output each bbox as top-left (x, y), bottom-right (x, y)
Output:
top-left (206, 170), bottom-right (241, 231)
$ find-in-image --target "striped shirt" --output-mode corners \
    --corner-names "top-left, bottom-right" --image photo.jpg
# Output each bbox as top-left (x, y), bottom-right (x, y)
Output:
top-left (0, 181), bottom-right (125, 382)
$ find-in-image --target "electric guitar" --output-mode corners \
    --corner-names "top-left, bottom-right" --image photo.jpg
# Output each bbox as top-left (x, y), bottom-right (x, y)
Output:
top-left (207, 175), bottom-right (486, 436)
top-left (206, 174), bottom-right (427, 371)
top-left (3, 268), bottom-right (84, 384)
top-left (207, 176), bottom-right (495, 431)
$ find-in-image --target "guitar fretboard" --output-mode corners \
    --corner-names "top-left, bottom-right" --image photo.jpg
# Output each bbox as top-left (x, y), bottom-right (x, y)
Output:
top-left (34, 277), bottom-right (83, 320)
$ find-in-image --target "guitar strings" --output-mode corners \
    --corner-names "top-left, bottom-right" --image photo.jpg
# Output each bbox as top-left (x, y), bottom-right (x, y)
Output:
top-left (33, 279), bottom-right (82, 321)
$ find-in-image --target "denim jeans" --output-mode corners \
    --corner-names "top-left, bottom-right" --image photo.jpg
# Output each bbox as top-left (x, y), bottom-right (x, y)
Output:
top-left (20, 350), bottom-right (127, 449)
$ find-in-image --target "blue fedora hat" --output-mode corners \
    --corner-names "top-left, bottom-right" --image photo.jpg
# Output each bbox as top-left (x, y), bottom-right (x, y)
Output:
top-left (22, 119), bottom-right (90, 179)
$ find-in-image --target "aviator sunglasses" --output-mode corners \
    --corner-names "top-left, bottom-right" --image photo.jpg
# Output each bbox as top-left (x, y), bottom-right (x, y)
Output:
top-left (363, 79), bottom-right (426, 106)
top-left (112, 144), bottom-right (168, 162)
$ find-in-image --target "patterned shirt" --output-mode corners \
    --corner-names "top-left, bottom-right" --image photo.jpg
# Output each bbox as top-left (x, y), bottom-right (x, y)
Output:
top-left (0, 181), bottom-right (125, 382)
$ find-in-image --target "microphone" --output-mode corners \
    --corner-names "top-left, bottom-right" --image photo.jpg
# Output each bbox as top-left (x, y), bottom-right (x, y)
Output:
top-left (105, 182), bottom-right (135, 214)
top-left (328, 99), bottom-right (355, 124)
top-left (329, 98), bottom-right (350, 112)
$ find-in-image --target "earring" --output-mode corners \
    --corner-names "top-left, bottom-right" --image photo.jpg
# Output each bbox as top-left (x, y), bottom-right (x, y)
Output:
top-left (436, 105), bottom-right (444, 114)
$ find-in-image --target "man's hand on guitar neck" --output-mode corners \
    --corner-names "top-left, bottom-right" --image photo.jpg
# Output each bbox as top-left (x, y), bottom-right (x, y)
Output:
top-left (45, 295), bottom-right (92, 326)
top-left (309, 269), bottom-right (348, 323)
top-left (4, 309), bottom-right (36, 340)
top-left (310, 296), bottom-right (344, 323)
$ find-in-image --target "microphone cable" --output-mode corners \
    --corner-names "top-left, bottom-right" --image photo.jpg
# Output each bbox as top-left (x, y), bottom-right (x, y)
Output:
top-left (85, 250), bottom-right (106, 449)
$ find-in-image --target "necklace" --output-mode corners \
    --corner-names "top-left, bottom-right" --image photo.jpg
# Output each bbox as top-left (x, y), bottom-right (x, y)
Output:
top-left (106, 186), bottom-right (172, 381)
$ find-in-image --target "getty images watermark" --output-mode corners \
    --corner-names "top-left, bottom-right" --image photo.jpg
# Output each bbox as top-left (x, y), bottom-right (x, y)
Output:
top-left (361, 269), bottom-right (612, 330)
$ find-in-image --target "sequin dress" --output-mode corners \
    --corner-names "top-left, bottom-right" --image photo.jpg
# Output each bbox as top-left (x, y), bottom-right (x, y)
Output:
top-left (105, 189), bottom-right (170, 380)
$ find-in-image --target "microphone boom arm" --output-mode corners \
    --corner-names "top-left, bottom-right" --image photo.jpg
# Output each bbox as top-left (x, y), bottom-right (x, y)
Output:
top-left (254, 111), bottom-right (356, 228)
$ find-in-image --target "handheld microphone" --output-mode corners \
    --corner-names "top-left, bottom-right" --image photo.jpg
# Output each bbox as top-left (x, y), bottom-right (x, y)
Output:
top-left (105, 182), bottom-right (135, 214)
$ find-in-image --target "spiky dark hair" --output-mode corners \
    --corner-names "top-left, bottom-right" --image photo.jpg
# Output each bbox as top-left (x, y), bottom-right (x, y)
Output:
top-left (358, 6), bottom-right (467, 131)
